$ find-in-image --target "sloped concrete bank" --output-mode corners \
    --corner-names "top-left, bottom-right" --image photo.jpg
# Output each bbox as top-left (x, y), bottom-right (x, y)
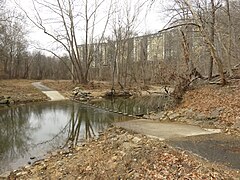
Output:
top-left (32, 82), bottom-right (66, 101)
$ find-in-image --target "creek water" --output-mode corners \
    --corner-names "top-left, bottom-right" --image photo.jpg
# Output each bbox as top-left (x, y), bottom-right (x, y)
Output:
top-left (0, 96), bottom-right (170, 174)
top-left (2, 96), bottom-right (238, 173)
top-left (89, 95), bottom-right (171, 115)
top-left (0, 100), bottom-right (132, 173)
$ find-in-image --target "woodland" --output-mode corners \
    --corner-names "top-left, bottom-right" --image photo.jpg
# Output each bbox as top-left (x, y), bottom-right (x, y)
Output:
top-left (0, 0), bottom-right (240, 90)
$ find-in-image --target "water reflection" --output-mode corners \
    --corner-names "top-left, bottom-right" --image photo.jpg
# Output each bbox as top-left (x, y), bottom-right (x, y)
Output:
top-left (65, 103), bottom-right (127, 147)
top-left (90, 96), bottom-right (171, 115)
top-left (0, 101), bottom-right (129, 173)
top-left (0, 106), bottom-right (35, 172)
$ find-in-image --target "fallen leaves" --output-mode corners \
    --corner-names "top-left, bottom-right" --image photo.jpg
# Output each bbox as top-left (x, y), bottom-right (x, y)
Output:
top-left (8, 127), bottom-right (239, 180)
top-left (179, 80), bottom-right (240, 134)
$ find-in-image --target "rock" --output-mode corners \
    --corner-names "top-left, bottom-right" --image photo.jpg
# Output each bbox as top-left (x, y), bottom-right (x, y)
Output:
top-left (122, 142), bottom-right (133, 149)
top-left (56, 161), bottom-right (64, 167)
top-left (118, 134), bottom-right (129, 142)
top-left (74, 87), bottom-right (81, 90)
top-left (127, 134), bottom-right (134, 139)
top-left (233, 117), bottom-right (240, 128)
top-left (105, 91), bottom-right (114, 97)
top-left (184, 108), bottom-right (194, 117)
top-left (167, 110), bottom-right (173, 115)
top-left (195, 113), bottom-right (207, 121)
top-left (168, 113), bottom-right (180, 120)
top-left (24, 165), bottom-right (31, 169)
top-left (86, 166), bottom-right (92, 171)
top-left (16, 171), bottom-right (28, 177)
top-left (111, 155), bottom-right (118, 162)
top-left (132, 137), bottom-right (141, 144)
top-left (0, 96), bottom-right (14, 105)
top-left (79, 97), bottom-right (87, 101)
top-left (107, 162), bottom-right (117, 169)
top-left (72, 87), bottom-right (92, 101)
top-left (135, 113), bottom-right (144, 117)
top-left (143, 115), bottom-right (149, 119)
top-left (210, 109), bottom-right (222, 119)
top-left (73, 87), bottom-right (81, 95)
top-left (155, 112), bottom-right (167, 120)
top-left (0, 99), bottom-right (8, 104)
top-left (0, 171), bottom-right (11, 178)
top-left (119, 91), bottom-right (132, 97)
top-left (122, 142), bottom-right (139, 150)
top-left (51, 151), bottom-right (58, 156)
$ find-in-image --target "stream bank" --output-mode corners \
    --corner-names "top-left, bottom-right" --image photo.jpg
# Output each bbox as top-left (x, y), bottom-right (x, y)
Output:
top-left (6, 127), bottom-right (239, 179)
top-left (1, 79), bottom-right (240, 178)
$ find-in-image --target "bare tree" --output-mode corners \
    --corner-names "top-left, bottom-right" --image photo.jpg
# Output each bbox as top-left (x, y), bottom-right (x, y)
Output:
top-left (217, 0), bottom-right (234, 77)
top-left (109, 0), bottom-right (146, 90)
top-left (160, 0), bottom-right (226, 85)
top-left (225, 0), bottom-right (233, 76)
top-left (0, 0), bottom-right (5, 18)
top-left (17, 0), bottom-right (113, 84)
top-left (0, 11), bottom-right (28, 79)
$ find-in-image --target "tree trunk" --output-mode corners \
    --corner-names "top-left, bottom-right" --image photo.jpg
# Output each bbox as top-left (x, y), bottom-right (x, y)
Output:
top-left (208, 0), bottom-right (215, 81)
top-left (180, 29), bottom-right (194, 73)
top-left (226, 0), bottom-right (233, 77)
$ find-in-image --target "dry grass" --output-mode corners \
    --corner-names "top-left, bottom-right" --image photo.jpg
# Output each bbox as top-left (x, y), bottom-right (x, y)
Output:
top-left (0, 79), bottom-right (48, 104)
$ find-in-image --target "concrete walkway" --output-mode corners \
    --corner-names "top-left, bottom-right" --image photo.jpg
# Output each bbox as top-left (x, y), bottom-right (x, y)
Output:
top-left (114, 119), bottom-right (221, 140)
top-left (32, 82), bottom-right (66, 101)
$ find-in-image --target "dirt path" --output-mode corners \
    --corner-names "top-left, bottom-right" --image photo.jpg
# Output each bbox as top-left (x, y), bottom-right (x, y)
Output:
top-left (32, 82), bottom-right (66, 101)
top-left (32, 82), bottom-right (53, 91)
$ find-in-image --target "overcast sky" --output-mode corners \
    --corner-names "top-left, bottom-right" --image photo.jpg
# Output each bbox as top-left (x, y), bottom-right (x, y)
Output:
top-left (7, 0), bottom-right (171, 54)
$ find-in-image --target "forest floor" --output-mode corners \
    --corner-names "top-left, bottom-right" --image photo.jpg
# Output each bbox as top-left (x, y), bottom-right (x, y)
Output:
top-left (176, 79), bottom-right (240, 136)
top-left (0, 79), bottom-right (240, 179)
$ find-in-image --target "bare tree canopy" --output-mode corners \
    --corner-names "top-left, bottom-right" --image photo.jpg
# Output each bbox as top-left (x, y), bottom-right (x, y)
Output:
top-left (15, 0), bottom-right (115, 83)
top-left (0, 0), bottom-right (239, 88)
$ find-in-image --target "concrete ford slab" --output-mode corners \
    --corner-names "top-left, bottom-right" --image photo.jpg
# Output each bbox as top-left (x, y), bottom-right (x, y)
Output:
top-left (114, 119), bottom-right (221, 140)
top-left (32, 82), bottom-right (66, 101)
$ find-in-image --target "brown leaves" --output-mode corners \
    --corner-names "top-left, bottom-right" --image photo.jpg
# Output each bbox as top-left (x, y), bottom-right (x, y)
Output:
top-left (179, 82), bottom-right (240, 131)
top-left (9, 127), bottom-right (239, 179)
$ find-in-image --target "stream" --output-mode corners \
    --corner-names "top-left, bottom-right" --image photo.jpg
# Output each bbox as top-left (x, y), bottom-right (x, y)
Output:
top-left (0, 100), bottom-right (130, 173)
top-left (1, 96), bottom-right (239, 173)
top-left (0, 96), bottom-right (170, 173)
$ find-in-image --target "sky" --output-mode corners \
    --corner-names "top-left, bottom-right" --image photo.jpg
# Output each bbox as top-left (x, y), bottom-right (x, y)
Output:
top-left (7, 0), bottom-right (171, 54)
